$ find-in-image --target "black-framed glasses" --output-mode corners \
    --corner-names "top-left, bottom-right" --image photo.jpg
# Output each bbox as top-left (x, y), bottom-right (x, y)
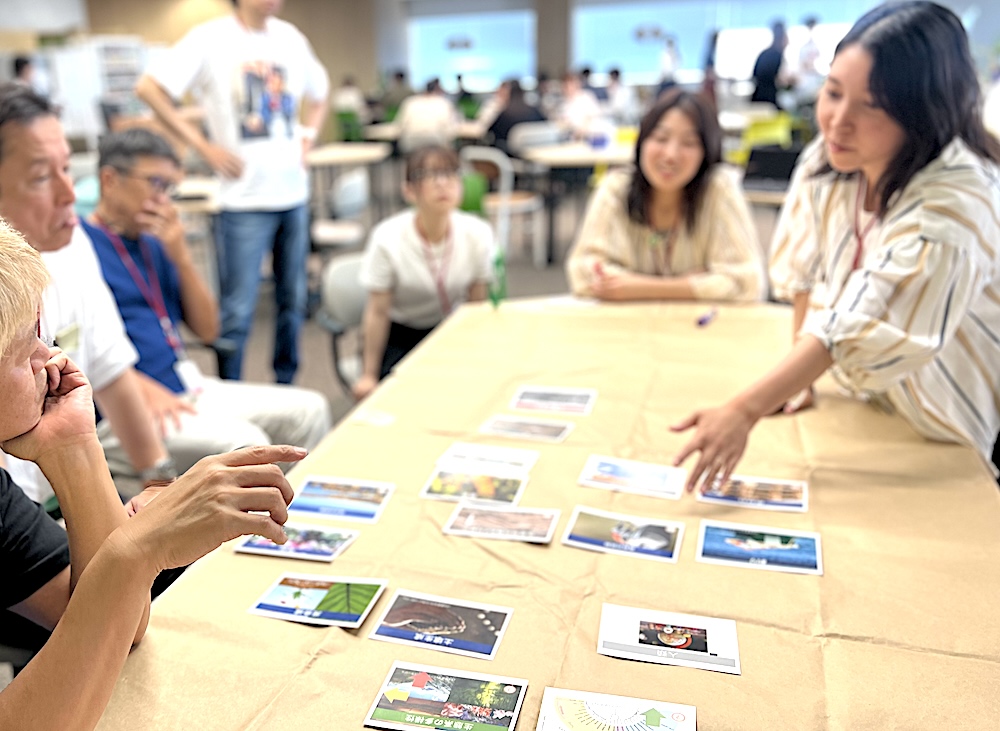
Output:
top-left (411, 168), bottom-right (459, 183)
top-left (115, 168), bottom-right (177, 196)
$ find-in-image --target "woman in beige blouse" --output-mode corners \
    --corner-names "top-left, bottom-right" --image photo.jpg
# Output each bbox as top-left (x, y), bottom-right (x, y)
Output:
top-left (673, 2), bottom-right (1000, 489)
top-left (565, 89), bottom-right (764, 302)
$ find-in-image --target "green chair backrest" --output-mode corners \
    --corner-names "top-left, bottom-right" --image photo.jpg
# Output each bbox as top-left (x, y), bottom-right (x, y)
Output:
top-left (336, 110), bottom-right (363, 142)
top-left (383, 105), bottom-right (400, 123)
top-left (460, 171), bottom-right (488, 216)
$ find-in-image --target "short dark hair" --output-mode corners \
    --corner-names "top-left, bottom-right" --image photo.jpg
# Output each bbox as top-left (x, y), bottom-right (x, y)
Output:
top-left (831, 1), bottom-right (1000, 212)
top-left (98, 128), bottom-right (180, 172)
top-left (628, 89), bottom-right (722, 232)
top-left (404, 145), bottom-right (459, 183)
top-left (13, 56), bottom-right (32, 78)
top-left (0, 83), bottom-right (57, 165)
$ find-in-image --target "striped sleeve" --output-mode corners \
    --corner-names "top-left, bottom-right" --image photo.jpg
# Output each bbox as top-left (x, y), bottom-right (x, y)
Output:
top-left (565, 171), bottom-right (635, 295)
top-left (802, 217), bottom-right (986, 392)
top-left (687, 166), bottom-right (765, 301)
top-left (769, 140), bottom-right (827, 302)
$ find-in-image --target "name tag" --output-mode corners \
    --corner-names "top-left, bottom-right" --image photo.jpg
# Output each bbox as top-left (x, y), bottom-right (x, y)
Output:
top-left (174, 358), bottom-right (206, 396)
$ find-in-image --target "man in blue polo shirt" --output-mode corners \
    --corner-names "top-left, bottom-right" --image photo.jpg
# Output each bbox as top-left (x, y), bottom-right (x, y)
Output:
top-left (84, 128), bottom-right (329, 472)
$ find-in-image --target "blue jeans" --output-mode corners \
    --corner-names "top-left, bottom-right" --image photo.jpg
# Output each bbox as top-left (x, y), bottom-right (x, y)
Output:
top-left (214, 206), bottom-right (308, 383)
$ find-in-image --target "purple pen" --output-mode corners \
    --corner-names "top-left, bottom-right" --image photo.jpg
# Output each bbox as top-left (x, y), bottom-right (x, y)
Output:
top-left (696, 308), bottom-right (718, 327)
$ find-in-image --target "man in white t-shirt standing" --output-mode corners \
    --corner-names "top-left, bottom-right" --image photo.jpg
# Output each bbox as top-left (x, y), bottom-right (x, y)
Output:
top-left (136, 0), bottom-right (329, 384)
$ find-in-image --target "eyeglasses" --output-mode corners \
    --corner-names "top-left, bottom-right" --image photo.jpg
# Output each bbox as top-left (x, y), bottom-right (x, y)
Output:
top-left (411, 168), bottom-right (459, 183)
top-left (115, 168), bottom-right (177, 196)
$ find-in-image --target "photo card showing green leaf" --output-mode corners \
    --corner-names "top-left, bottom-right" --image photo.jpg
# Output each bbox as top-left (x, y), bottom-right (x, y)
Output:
top-left (248, 573), bottom-right (387, 628)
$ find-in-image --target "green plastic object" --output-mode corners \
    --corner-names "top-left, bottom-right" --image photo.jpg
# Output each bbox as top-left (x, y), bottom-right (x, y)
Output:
top-left (489, 245), bottom-right (507, 309)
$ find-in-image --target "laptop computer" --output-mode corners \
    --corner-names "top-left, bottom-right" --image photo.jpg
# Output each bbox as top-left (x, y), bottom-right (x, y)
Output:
top-left (742, 146), bottom-right (801, 192)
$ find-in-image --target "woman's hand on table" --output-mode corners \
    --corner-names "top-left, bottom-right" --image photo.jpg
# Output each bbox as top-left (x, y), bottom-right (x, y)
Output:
top-left (671, 400), bottom-right (758, 493)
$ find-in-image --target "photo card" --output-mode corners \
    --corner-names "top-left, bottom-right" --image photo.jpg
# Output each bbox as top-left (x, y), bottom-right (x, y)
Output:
top-left (234, 522), bottom-right (358, 562)
top-left (442, 503), bottom-right (560, 544)
top-left (577, 454), bottom-right (686, 500)
top-left (536, 686), bottom-right (696, 731)
top-left (369, 590), bottom-right (514, 660)
top-left (365, 661), bottom-right (528, 731)
top-left (438, 441), bottom-right (540, 473)
top-left (696, 474), bottom-right (808, 512)
top-left (510, 385), bottom-right (598, 415)
top-left (248, 573), bottom-right (387, 628)
top-left (479, 415), bottom-right (575, 444)
top-left (597, 603), bottom-right (741, 675)
top-left (420, 463), bottom-right (527, 505)
top-left (696, 520), bottom-right (823, 575)
top-left (288, 475), bottom-right (395, 523)
top-left (562, 506), bottom-right (685, 563)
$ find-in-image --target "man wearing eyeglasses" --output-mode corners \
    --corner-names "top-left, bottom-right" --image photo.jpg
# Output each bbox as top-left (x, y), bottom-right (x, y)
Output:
top-left (82, 128), bottom-right (330, 474)
top-left (0, 84), bottom-right (179, 512)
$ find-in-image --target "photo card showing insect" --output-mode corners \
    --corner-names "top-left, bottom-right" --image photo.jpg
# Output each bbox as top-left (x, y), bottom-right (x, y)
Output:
top-left (369, 590), bottom-right (514, 660)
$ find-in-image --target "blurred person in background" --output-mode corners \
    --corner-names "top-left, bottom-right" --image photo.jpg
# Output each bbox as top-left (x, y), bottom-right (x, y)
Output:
top-left (605, 68), bottom-right (639, 125)
top-left (556, 72), bottom-right (602, 139)
top-left (487, 79), bottom-right (546, 154)
top-left (566, 89), bottom-right (763, 302)
top-left (136, 0), bottom-right (329, 385)
top-left (752, 20), bottom-right (790, 108)
top-left (397, 78), bottom-right (460, 153)
top-left (353, 146), bottom-right (494, 400)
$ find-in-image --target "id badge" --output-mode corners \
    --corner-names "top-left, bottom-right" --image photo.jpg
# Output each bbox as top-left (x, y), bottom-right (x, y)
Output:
top-left (174, 358), bottom-right (206, 396)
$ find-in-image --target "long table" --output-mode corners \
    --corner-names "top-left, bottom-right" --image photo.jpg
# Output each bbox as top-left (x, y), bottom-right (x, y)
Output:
top-left (95, 300), bottom-right (1000, 730)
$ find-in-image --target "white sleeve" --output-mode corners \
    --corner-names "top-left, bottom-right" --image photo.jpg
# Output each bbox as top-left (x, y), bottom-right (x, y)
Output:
top-left (145, 25), bottom-right (209, 100)
top-left (298, 30), bottom-right (330, 101)
top-left (359, 223), bottom-right (396, 292)
top-left (75, 234), bottom-right (137, 392)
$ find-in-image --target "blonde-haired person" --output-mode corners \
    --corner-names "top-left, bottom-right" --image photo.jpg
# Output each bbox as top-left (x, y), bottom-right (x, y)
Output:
top-left (673, 2), bottom-right (1000, 489)
top-left (566, 89), bottom-right (764, 302)
top-left (0, 218), bottom-right (305, 730)
top-left (354, 145), bottom-right (494, 400)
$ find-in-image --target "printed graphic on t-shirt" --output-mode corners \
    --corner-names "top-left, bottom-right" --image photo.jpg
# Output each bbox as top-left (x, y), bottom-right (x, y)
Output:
top-left (238, 61), bottom-right (295, 140)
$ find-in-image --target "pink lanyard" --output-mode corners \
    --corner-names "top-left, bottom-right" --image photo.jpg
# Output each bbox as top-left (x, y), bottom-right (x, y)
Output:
top-left (416, 220), bottom-right (453, 316)
top-left (852, 179), bottom-right (878, 272)
top-left (92, 214), bottom-right (184, 355)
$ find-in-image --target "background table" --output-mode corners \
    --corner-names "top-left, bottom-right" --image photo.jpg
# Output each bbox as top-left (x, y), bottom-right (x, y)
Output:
top-left (95, 300), bottom-right (1000, 730)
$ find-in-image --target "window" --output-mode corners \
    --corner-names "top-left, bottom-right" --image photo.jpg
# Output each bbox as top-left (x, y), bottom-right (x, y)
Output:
top-left (407, 11), bottom-right (536, 93)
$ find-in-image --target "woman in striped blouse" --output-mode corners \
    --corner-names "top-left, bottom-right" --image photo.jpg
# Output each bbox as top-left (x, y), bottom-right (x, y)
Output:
top-left (565, 89), bottom-right (764, 302)
top-left (674, 1), bottom-right (1000, 488)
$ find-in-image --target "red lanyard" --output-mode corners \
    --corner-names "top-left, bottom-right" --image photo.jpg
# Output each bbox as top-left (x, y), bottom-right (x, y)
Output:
top-left (852, 179), bottom-right (878, 271)
top-left (92, 214), bottom-right (184, 355)
top-left (416, 218), bottom-right (453, 316)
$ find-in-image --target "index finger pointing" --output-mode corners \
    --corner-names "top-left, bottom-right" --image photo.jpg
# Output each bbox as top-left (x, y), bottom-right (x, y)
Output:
top-left (223, 444), bottom-right (308, 468)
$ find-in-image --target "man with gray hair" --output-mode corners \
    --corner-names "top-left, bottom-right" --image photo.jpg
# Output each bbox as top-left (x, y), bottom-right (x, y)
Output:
top-left (0, 83), bottom-right (178, 505)
top-left (84, 128), bottom-right (330, 470)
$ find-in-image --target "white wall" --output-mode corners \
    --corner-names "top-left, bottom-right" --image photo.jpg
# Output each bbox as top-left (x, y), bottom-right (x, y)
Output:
top-left (0, 0), bottom-right (88, 33)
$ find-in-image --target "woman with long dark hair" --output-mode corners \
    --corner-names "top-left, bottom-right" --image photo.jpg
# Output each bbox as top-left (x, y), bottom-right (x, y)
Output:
top-left (566, 88), bottom-right (764, 301)
top-left (674, 2), bottom-right (1000, 488)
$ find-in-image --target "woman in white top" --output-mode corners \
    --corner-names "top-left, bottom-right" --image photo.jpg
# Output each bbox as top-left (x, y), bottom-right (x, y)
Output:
top-left (355, 145), bottom-right (493, 400)
top-left (673, 1), bottom-right (1000, 488)
top-left (566, 88), bottom-right (764, 302)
